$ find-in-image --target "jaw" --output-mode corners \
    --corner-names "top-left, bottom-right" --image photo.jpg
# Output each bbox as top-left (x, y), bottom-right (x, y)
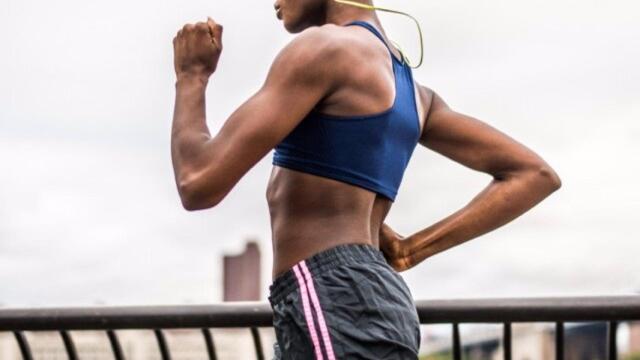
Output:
top-left (283, 20), bottom-right (314, 33)
top-left (278, 0), bottom-right (327, 33)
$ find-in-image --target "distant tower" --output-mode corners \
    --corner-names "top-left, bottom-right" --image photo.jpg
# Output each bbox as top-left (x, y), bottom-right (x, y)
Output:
top-left (223, 240), bottom-right (261, 301)
top-left (630, 321), bottom-right (640, 353)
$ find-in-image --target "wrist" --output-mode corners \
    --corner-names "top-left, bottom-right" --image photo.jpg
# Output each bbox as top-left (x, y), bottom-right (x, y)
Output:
top-left (175, 72), bottom-right (210, 87)
top-left (406, 231), bottom-right (437, 262)
top-left (397, 236), bottom-right (412, 268)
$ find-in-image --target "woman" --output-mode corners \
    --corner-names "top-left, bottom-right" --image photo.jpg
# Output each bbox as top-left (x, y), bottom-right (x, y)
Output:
top-left (170, 1), bottom-right (562, 358)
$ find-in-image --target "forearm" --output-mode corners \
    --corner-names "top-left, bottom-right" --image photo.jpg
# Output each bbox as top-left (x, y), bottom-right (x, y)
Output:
top-left (399, 168), bottom-right (560, 269)
top-left (171, 74), bottom-right (213, 184)
top-left (171, 74), bottom-right (225, 209)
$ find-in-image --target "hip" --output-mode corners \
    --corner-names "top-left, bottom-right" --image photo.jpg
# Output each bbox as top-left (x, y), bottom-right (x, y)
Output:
top-left (269, 243), bottom-right (420, 359)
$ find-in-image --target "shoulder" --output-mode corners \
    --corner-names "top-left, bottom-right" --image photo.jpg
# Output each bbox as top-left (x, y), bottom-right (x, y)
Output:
top-left (266, 24), bottom-right (361, 86)
top-left (285, 24), bottom-right (347, 54)
top-left (284, 24), bottom-right (362, 61)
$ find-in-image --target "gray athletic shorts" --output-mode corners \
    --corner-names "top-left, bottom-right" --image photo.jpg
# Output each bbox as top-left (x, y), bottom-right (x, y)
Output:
top-left (268, 243), bottom-right (421, 359)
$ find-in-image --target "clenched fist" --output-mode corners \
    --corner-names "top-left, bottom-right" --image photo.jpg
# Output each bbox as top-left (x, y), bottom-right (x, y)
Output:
top-left (173, 17), bottom-right (223, 81)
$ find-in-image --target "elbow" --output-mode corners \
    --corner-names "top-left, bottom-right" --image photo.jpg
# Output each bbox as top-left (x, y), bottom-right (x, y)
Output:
top-left (532, 164), bottom-right (562, 193)
top-left (177, 175), bottom-right (224, 211)
top-left (179, 195), bottom-right (213, 212)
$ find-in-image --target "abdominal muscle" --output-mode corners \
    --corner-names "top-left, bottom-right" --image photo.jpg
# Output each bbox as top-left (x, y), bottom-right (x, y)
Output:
top-left (266, 165), bottom-right (393, 279)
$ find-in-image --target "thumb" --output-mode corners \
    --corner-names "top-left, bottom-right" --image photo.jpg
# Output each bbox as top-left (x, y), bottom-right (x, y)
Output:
top-left (207, 17), bottom-right (223, 50)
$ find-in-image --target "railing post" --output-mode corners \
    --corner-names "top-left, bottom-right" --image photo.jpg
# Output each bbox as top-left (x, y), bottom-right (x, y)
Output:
top-left (13, 332), bottom-right (34, 360)
top-left (60, 331), bottom-right (79, 360)
top-left (452, 322), bottom-right (461, 360)
top-left (503, 322), bottom-right (512, 360)
top-left (154, 329), bottom-right (172, 360)
top-left (106, 330), bottom-right (125, 360)
top-left (607, 321), bottom-right (618, 360)
top-left (201, 328), bottom-right (218, 360)
top-left (251, 327), bottom-right (265, 360)
top-left (555, 322), bottom-right (564, 360)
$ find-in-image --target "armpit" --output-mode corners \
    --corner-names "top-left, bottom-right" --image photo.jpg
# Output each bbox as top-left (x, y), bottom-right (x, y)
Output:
top-left (415, 83), bottom-right (435, 141)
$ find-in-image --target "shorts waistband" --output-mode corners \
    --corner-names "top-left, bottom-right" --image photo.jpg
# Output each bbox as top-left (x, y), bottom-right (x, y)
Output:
top-left (268, 243), bottom-right (387, 305)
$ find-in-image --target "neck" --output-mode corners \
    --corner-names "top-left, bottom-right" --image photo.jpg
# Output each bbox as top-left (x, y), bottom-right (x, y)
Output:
top-left (323, 0), bottom-right (382, 28)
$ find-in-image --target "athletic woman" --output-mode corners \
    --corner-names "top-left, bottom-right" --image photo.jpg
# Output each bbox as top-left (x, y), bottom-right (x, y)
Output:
top-left (171, 1), bottom-right (562, 358)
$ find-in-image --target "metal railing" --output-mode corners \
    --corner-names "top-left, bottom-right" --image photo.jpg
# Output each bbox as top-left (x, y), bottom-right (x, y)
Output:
top-left (1, 295), bottom-right (639, 360)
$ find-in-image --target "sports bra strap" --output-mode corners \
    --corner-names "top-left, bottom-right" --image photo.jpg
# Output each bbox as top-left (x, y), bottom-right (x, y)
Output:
top-left (344, 20), bottom-right (402, 63)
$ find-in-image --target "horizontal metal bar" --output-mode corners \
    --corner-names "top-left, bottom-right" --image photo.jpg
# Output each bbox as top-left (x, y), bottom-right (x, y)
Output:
top-left (0, 302), bottom-right (274, 331)
top-left (1, 296), bottom-right (639, 331)
top-left (414, 295), bottom-right (640, 323)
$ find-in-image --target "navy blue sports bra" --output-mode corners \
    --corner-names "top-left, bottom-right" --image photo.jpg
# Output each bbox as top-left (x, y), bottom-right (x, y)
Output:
top-left (272, 20), bottom-right (421, 202)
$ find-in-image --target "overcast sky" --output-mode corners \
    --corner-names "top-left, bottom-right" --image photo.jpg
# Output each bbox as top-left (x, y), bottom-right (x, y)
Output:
top-left (1, 0), bottom-right (639, 307)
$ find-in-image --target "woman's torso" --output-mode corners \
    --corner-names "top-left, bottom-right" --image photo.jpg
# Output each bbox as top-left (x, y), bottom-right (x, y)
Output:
top-left (266, 21), bottom-right (428, 278)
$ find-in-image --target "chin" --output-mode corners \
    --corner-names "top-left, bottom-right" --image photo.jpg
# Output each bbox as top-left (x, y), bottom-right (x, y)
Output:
top-left (283, 20), bottom-right (311, 34)
top-left (278, 1), bottom-right (325, 34)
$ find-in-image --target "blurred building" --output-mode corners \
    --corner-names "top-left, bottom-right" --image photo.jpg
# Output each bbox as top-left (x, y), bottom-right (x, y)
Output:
top-left (630, 321), bottom-right (640, 353)
top-left (223, 240), bottom-right (261, 301)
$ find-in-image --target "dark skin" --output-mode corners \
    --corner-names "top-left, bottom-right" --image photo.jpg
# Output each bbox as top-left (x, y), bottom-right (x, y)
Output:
top-left (171, 0), bottom-right (562, 279)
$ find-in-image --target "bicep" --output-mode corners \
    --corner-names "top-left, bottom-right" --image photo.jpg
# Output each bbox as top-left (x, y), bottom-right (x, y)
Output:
top-left (191, 32), bottom-right (338, 201)
top-left (209, 76), bottom-right (325, 186)
top-left (418, 90), bottom-right (548, 177)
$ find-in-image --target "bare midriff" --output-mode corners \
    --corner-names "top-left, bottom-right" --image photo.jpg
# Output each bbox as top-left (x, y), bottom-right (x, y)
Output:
top-left (266, 165), bottom-right (393, 279)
